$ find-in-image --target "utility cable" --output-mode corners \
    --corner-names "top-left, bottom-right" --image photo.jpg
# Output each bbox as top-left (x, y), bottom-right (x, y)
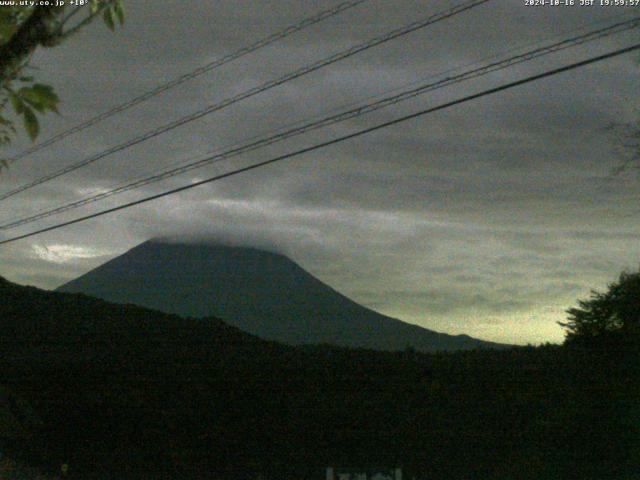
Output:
top-left (1, 42), bottom-right (637, 246)
top-left (0, 0), bottom-right (491, 202)
top-left (4, 0), bottom-right (370, 165)
top-left (2, 16), bottom-right (637, 230)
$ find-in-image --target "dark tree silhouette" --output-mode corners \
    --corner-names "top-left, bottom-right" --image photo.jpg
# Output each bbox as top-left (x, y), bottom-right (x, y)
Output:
top-left (560, 269), bottom-right (640, 345)
top-left (0, 274), bottom-right (637, 479)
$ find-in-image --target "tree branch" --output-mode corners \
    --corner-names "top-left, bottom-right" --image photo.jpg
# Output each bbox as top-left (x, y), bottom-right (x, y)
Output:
top-left (0, 6), bottom-right (64, 85)
top-left (60, 4), bottom-right (111, 39)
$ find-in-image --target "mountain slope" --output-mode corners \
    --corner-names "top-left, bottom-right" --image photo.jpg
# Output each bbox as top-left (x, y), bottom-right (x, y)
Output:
top-left (0, 273), bottom-right (262, 365)
top-left (57, 239), bottom-right (504, 351)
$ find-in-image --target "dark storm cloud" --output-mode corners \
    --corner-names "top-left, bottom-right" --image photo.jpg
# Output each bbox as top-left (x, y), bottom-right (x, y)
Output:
top-left (1, 0), bottom-right (639, 344)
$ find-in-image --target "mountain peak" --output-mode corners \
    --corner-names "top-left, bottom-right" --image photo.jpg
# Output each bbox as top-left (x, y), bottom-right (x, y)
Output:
top-left (58, 239), bottom-right (507, 351)
top-left (145, 236), bottom-right (287, 257)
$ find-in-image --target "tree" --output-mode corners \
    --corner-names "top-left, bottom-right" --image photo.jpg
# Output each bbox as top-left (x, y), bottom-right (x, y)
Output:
top-left (0, 0), bottom-right (124, 159)
top-left (559, 269), bottom-right (640, 345)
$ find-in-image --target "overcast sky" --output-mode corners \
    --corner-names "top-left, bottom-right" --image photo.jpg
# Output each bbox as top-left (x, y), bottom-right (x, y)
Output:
top-left (1, 0), bottom-right (639, 344)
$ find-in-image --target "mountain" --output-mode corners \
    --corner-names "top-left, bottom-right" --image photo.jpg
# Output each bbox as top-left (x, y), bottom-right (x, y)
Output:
top-left (57, 239), bottom-right (504, 351)
top-left (0, 272), bottom-right (261, 362)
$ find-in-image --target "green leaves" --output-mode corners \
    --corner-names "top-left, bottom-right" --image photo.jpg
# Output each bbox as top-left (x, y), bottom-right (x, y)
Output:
top-left (0, 111), bottom-right (11, 168)
top-left (0, 1), bottom-right (123, 149)
top-left (4, 82), bottom-right (59, 142)
top-left (0, 6), bottom-right (30, 46)
top-left (114, 1), bottom-right (125, 25)
top-left (103, 8), bottom-right (115, 31)
top-left (90, 0), bottom-right (101, 14)
top-left (20, 83), bottom-right (60, 113)
top-left (22, 106), bottom-right (38, 141)
top-left (0, 21), bottom-right (17, 46)
top-left (101, 0), bottom-right (125, 31)
top-left (0, 109), bottom-right (16, 154)
top-left (8, 90), bottom-right (23, 114)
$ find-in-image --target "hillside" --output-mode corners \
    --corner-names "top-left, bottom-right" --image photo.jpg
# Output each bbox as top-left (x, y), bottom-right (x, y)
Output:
top-left (0, 275), bottom-right (637, 479)
top-left (57, 239), bottom-right (506, 351)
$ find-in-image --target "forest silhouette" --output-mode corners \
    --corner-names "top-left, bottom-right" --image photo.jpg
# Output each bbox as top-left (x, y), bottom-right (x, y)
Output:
top-left (0, 274), bottom-right (637, 479)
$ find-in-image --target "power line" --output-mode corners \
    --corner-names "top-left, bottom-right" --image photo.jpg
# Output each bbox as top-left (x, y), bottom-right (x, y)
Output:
top-left (10, 10), bottom-right (629, 228)
top-left (4, 0), bottom-right (369, 165)
top-left (0, 0), bottom-right (491, 202)
top-left (3, 16), bottom-right (637, 230)
top-left (1, 42), bottom-right (637, 247)
top-left (2, 16), bottom-right (636, 228)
